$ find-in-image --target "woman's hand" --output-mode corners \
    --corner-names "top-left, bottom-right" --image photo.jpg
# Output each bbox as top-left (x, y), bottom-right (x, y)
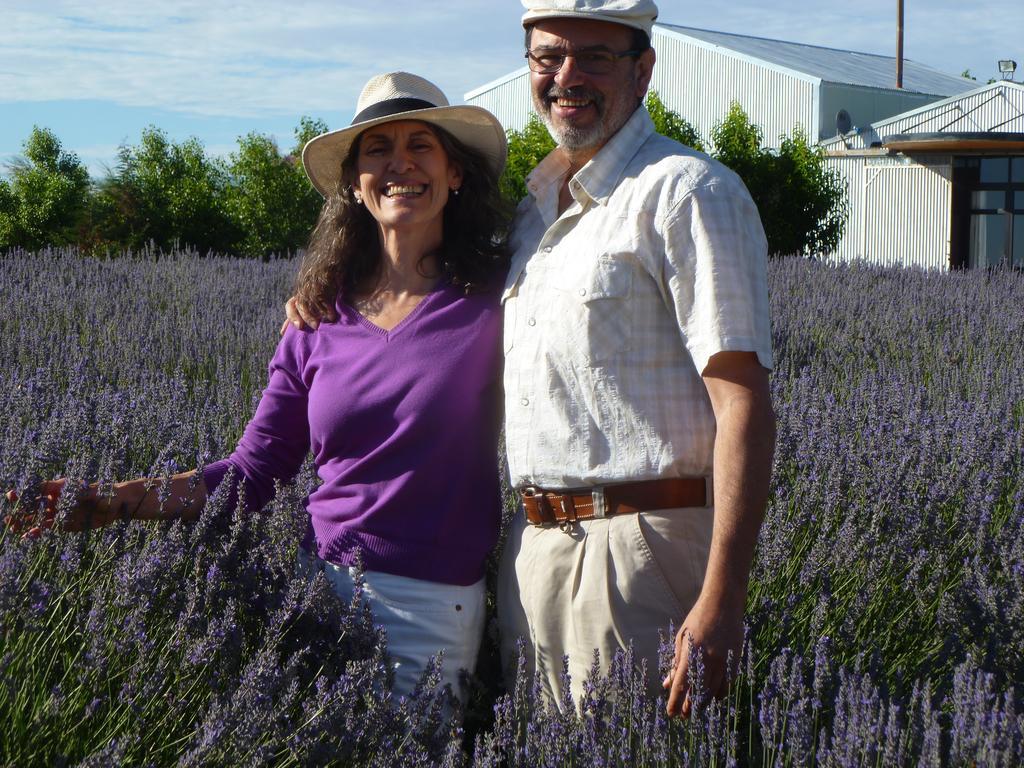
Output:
top-left (4, 472), bottom-right (204, 538)
top-left (3, 480), bottom-right (121, 537)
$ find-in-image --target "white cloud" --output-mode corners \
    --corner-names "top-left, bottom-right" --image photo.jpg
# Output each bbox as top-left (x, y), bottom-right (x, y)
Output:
top-left (2, 0), bottom-right (1019, 128)
top-left (0, 1), bottom-right (524, 118)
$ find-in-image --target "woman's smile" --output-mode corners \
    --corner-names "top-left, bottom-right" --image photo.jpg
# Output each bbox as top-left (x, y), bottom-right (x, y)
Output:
top-left (382, 183), bottom-right (428, 197)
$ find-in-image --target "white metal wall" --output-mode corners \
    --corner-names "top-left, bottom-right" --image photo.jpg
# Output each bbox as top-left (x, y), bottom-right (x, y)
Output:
top-left (823, 155), bottom-right (866, 263)
top-left (464, 68), bottom-right (534, 133)
top-left (825, 154), bottom-right (953, 269)
top-left (649, 29), bottom-right (818, 149)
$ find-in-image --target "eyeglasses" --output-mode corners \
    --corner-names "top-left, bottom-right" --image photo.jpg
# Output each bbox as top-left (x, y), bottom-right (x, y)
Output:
top-left (525, 47), bottom-right (644, 75)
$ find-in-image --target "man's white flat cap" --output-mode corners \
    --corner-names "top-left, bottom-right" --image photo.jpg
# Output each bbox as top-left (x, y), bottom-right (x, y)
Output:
top-left (522, 0), bottom-right (659, 38)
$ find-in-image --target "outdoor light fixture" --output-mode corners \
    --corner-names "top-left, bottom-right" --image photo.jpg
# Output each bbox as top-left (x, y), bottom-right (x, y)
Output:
top-left (998, 59), bottom-right (1017, 79)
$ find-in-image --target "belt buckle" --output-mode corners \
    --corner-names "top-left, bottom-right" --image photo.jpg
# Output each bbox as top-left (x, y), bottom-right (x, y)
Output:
top-left (522, 485), bottom-right (554, 525)
top-left (522, 485), bottom-right (575, 532)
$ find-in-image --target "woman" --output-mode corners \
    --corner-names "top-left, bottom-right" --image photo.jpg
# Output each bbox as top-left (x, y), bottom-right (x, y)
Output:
top-left (5, 72), bottom-right (510, 702)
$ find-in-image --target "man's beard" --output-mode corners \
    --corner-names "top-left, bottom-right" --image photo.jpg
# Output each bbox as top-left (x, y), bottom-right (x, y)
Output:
top-left (533, 85), bottom-right (634, 153)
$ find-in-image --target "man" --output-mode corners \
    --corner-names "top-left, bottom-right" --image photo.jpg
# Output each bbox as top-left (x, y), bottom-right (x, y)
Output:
top-left (496, 0), bottom-right (775, 717)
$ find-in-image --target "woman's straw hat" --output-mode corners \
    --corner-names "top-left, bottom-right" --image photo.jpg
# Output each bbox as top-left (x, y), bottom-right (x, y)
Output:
top-left (302, 71), bottom-right (507, 197)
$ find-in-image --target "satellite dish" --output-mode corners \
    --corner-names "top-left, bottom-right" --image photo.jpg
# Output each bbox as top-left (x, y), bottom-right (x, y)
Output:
top-left (836, 109), bottom-right (853, 135)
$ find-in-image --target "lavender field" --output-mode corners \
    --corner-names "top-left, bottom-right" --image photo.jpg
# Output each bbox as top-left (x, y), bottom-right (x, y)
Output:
top-left (1, 249), bottom-right (1022, 766)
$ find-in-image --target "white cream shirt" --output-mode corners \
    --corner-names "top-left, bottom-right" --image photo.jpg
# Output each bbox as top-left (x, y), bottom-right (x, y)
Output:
top-left (502, 106), bottom-right (772, 490)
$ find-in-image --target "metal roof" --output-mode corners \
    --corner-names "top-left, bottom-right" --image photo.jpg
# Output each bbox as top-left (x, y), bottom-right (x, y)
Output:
top-left (658, 24), bottom-right (975, 97)
top-left (821, 81), bottom-right (1024, 150)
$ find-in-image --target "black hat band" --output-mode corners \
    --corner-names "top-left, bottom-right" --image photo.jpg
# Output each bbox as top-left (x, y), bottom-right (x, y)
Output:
top-left (351, 97), bottom-right (440, 125)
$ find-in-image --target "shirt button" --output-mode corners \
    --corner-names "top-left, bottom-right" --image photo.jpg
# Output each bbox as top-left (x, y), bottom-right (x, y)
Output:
top-left (578, 288), bottom-right (587, 296)
top-left (527, 317), bottom-right (536, 326)
top-left (543, 246), bottom-right (552, 253)
top-left (520, 397), bottom-right (529, 406)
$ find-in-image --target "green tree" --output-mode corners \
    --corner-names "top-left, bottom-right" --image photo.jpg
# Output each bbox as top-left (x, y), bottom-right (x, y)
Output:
top-left (500, 114), bottom-right (556, 205)
top-left (708, 102), bottom-right (766, 183)
top-left (293, 116), bottom-right (329, 159)
top-left (223, 118), bottom-right (326, 258)
top-left (645, 91), bottom-right (703, 151)
top-left (90, 127), bottom-right (240, 255)
top-left (0, 127), bottom-right (90, 251)
top-left (770, 127), bottom-right (849, 256)
top-left (710, 102), bottom-right (847, 257)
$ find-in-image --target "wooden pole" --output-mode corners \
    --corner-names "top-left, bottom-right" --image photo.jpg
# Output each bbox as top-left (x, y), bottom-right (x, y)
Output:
top-left (896, 0), bottom-right (904, 88)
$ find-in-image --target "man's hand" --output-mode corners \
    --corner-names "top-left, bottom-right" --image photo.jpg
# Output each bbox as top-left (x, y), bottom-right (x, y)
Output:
top-left (662, 350), bottom-right (774, 718)
top-left (279, 296), bottom-right (336, 336)
top-left (663, 593), bottom-right (744, 717)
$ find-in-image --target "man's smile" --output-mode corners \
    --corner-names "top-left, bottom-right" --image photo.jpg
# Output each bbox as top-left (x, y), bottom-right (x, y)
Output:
top-left (545, 86), bottom-right (602, 117)
top-left (554, 97), bottom-right (592, 108)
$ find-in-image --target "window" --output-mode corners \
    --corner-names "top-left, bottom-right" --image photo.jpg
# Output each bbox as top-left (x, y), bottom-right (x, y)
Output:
top-left (1013, 158), bottom-right (1024, 183)
top-left (1015, 217), bottom-right (1024, 267)
top-left (952, 155), bottom-right (1024, 268)
top-left (971, 190), bottom-right (1005, 210)
top-left (969, 215), bottom-right (1006, 268)
top-left (980, 158), bottom-right (1010, 183)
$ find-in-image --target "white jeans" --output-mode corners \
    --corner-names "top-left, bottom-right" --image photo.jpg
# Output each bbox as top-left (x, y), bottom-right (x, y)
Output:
top-left (298, 550), bottom-right (485, 702)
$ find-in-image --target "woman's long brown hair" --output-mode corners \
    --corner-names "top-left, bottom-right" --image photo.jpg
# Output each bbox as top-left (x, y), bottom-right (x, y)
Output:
top-left (294, 124), bottom-right (511, 318)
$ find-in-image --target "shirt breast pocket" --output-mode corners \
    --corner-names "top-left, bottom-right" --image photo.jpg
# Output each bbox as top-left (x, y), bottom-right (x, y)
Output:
top-left (557, 256), bottom-right (633, 367)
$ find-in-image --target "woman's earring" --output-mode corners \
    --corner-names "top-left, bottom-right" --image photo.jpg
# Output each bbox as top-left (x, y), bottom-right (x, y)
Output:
top-left (451, 187), bottom-right (460, 197)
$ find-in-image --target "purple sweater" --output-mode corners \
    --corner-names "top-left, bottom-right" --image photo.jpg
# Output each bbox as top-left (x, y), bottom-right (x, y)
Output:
top-left (203, 281), bottom-right (503, 586)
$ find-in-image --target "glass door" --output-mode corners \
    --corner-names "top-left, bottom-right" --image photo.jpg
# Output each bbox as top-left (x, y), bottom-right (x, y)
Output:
top-left (951, 157), bottom-right (1024, 268)
top-left (1015, 189), bottom-right (1024, 267)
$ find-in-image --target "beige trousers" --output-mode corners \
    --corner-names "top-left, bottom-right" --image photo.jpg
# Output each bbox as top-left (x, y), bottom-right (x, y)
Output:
top-left (497, 505), bottom-right (714, 709)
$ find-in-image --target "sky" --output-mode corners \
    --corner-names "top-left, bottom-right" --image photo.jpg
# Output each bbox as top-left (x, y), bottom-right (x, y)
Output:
top-left (2, 0), bottom-right (1022, 179)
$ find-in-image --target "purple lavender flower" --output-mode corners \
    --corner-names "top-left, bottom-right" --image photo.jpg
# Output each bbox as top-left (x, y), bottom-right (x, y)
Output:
top-left (2, 251), bottom-right (1023, 764)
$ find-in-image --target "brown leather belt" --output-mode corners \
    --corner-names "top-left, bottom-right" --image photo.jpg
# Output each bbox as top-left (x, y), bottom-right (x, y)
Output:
top-left (521, 477), bottom-right (710, 528)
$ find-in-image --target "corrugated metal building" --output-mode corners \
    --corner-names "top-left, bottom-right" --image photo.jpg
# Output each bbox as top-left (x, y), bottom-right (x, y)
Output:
top-left (465, 24), bottom-right (973, 148)
top-left (822, 81), bottom-right (1024, 269)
